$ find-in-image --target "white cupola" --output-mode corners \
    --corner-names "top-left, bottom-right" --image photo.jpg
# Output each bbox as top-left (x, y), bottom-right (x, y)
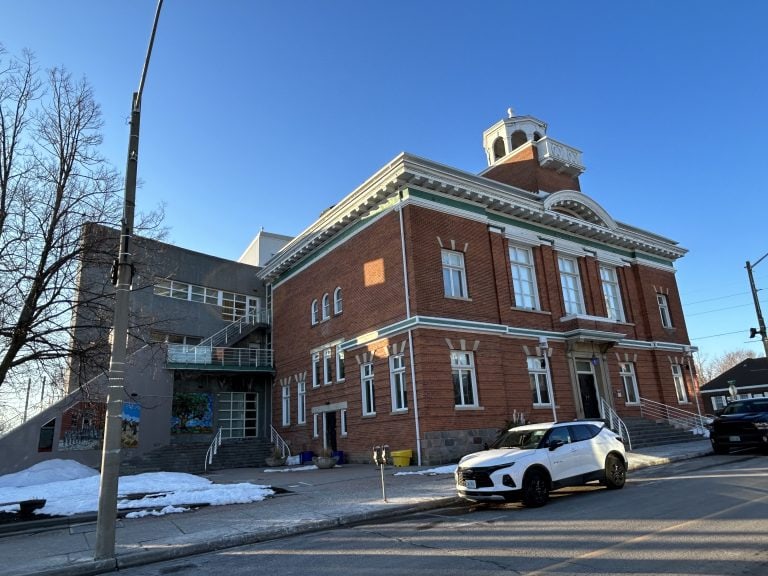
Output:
top-left (482, 108), bottom-right (548, 166)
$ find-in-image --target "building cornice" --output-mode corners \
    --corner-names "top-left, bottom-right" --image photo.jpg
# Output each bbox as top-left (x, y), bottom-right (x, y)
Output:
top-left (257, 153), bottom-right (687, 282)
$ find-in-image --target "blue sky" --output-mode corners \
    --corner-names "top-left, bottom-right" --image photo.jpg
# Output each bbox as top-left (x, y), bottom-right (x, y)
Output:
top-left (2, 0), bottom-right (767, 362)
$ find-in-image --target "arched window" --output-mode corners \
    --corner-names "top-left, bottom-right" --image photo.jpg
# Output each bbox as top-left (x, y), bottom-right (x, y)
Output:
top-left (511, 130), bottom-right (527, 150)
top-left (321, 293), bottom-right (330, 320)
top-left (311, 299), bottom-right (318, 325)
top-left (333, 287), bottom-right (343, 314)
top-left (492, 136), bottom-right (506, 160)
top-left (533, 131), bottom-right (542, 141)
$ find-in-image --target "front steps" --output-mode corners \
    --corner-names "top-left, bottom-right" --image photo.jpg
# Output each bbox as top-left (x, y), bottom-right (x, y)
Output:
top-left (622, 416), bottom-right (705, 450)
top-left (120, 437), bottom-right (272, 475)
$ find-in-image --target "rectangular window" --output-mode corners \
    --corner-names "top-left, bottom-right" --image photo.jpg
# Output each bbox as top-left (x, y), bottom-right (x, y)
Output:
top-left (657, 294), bottom-right (673, 328)
top-left (558, 255), bottom-right (585, 315)
top-left (340, 409), bottom-right (348, 436)
top-left (451, 351), bottom-right (478, 407)
top-left (281, 385), bottom-right (290, 426)
top-left (336, 348), bottom-right (345, 382)
top-left (361, 362), bottom-right (376, 415)
top-left (527, 357), bottom-right (551, 405)
top-left (509, 245), bottom-right (539, 309)
top-left (312, 353), bottom-right (321, 388)
top-left (671, 364), bottom-right (688, 403)
top-left (313, 413), bottom-right (319, 438)
top-left (711, 395), bottom-right (727, 411)
top-left (442, 249), bottom-right (468, 299)
top-left (600, 266), bottom-right (624, 321)
top-left (297, 380), bottom-right (306, 424)
top-left (324, 348), bottom-right (333, 385)
top-left (619, 362), bottom-right (640, 404)
top-left (390, 354), bottom-right (408, 411)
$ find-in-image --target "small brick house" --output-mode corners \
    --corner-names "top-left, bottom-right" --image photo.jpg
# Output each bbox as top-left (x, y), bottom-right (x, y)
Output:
top-left (259, 110), bottom-right (696, 465)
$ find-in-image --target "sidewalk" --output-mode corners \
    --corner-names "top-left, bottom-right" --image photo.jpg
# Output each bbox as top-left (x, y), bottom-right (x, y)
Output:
top-left (2, 439), bottom-right (713, 576)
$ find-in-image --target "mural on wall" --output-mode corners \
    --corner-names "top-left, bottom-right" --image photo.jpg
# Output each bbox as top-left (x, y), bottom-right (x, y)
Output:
top-left (171, 392), bottom-right (213, 434)
top-left (59, 401), bottom-right (105, 451)
top-left (58, 401), bottom-right (141, 450)
top-left (121, 402), bottom-right (140, 448)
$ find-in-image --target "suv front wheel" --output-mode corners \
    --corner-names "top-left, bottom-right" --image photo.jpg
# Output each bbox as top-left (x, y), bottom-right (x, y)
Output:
top-left (521, 469), bottom-right (550, 507)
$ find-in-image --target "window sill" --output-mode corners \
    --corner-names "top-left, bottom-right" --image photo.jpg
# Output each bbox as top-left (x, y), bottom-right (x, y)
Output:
top-left (391, 409), bottom-right (409, 415)
top-left (445, 295), bottom-right (472, 302)
top-left (362, 413), bottom-right (377, 418)
top-left (532, 404), bottom-right (554, 409)
top-left (454, 405), bottom-right (484, 411)
top-left (510, 306), bottom-right (551, 316)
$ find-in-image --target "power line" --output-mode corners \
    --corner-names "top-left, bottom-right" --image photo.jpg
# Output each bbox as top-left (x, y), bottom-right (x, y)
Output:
top-left (683, 291), bottom-right (751, 306)
top-left (690, 330), bottom-right (746, 341)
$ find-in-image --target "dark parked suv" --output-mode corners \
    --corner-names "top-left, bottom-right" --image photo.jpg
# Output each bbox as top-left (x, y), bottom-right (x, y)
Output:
top-left (709, 398), bottom-right (768, 454)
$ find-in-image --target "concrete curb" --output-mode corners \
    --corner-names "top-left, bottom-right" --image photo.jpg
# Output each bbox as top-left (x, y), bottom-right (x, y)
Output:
top-left (627, 447), bottom-right (713, 471)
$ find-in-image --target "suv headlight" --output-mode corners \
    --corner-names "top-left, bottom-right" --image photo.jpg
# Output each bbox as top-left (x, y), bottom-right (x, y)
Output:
top-left (754, 422), bottom-right (768, 430)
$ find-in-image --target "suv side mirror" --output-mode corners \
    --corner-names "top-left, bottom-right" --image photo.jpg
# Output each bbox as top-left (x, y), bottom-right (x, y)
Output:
top-left (548, 439), bottom-right (564, 451)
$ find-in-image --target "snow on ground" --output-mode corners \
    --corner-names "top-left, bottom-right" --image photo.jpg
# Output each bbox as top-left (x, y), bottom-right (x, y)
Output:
top-left (0, 459), bottom-right (273, 518)
top-left (263, 465), bottom-right (320, 472)
top-left (394, 465), bottom-right (457, 476)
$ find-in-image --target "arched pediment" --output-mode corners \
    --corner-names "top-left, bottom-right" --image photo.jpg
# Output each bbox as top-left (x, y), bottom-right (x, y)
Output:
top-left (544, 190), bottom-right (617, 230)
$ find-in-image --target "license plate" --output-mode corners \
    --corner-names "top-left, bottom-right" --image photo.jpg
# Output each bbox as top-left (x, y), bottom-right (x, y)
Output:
top-left (729, 435), bottom-right (741, 442)
top-left (464, 479), bottom-right (476, 489)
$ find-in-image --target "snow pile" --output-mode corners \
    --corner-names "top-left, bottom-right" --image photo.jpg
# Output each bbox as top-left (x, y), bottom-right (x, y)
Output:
top-left (0, 460), bottom-right (274, 518)
top-left (394, 465), bottom-right (457, 476)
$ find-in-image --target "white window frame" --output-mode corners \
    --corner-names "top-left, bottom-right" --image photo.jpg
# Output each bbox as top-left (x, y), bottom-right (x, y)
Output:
top-left (333, 287), bottom-right (343, 314)
top-left (361, 362), bottom-right (376, 416)
top-left (599, 265), bottom-right (624, 321)
top-left (313, 413), bottom-right (319, 438)
top-left (323, 348), bottom-right (333, 385)
top-left (671, 364), bottom-right (688, 403)
top-left (336, 348), bottom-right (345, 382)
top-left (619, 362), bottom-right (640, 404)
top-left (311, 352), bottom-right (321, 388)
top-left (509, 244), bottom-right (539, 310)
top-left (527, 356), bottom-right (552, 406)
top-left (442, 249), bottom-right (468, 299)
top-left (281, 385), bottom-right (290, 426)
top-left (340, 408), bottom-right (348, 437)
top-left (451, 351), bottom-right (478, 407)
top-left (297, 380), bottom-right (306, 424)
top-left (321, 293), bottom-right (330, 320)
top-left (311, 299), bottom-right (318, 325)
top-left (390, 354), bottom-right (407, 412)
top-left (657, 294), bottom-right (673, 328)
top-left (711, 395), bottom-right (727, 411)
top-left (558, 255), bottom-right (585, 315)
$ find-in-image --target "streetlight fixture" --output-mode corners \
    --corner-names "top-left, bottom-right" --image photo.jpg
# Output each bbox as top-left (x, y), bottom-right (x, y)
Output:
top-left (746, 251), bottom-right (768, 357)
top-left (94, 0), bottom-right (163, 560)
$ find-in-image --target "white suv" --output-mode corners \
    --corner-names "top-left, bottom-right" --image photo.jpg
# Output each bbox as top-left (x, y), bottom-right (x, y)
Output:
top-left (455, 421), bottom-right (627, 507)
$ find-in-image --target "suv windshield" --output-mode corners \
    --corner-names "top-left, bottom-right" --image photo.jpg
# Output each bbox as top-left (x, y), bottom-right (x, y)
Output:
top-left (492, 427), bottom-right (548, 450)
top-left (722, 400), bottom-right (768, 415)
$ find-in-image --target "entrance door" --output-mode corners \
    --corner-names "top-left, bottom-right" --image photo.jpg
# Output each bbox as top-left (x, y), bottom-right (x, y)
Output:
top-left (575, 360), bottom-right (600, 418)
top-left (324, 411), bottom-right (337, 452)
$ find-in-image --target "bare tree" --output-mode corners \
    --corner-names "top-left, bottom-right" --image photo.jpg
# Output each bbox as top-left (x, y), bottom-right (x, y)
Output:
top-left (695, 348), bottom-right (758, 384)
top-left (0, 47), bottom-right (162, 397)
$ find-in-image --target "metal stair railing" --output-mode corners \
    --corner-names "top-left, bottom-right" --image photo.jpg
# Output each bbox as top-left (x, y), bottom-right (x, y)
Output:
top-left (196, 310), bottom-right (270, 350)
top-left (167, 345), bottom-right (272, 368)
top-left (204, 427), bottom-right (223, 471)
top-left (638, 397), bottom-right (711, 437)
top-left (599, 398), bottom-right (632, 450)
top-left (270, 425), bottom-right (291, 458)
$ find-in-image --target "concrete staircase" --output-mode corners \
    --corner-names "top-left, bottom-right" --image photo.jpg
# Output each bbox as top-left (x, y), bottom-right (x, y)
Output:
top-left (623, 416), bottom-right (704, 449)
top-left (120, 437), bottom-right (272, 475)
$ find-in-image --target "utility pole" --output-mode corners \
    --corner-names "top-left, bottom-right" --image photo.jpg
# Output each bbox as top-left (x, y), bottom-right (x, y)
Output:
top-left (746, 253), bottom-right (768, 357)
top-left (94, 0), bottom-right (163, 560)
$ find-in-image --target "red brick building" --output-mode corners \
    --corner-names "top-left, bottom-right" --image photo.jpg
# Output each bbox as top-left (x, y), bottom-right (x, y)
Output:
top-left (258, 111), bottom-right (695, 465)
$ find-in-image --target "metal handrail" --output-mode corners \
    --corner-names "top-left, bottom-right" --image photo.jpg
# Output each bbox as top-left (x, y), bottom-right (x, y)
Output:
top-left (599, 398), bottom-right (632, 450)
top-left (639, 397), bottom-right (711, 436)
top-left (204, 427), bottom-right (223, 471)
top-left (196, 310), bottom-right (270, 350)
top-left (167, 344), bottom-right (273, 368)
top-left (270, 425), bottom-right (291, 458)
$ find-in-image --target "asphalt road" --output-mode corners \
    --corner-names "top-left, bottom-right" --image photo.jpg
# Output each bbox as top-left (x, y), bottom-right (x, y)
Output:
top-left (118, 453), bottom-right (768, 576)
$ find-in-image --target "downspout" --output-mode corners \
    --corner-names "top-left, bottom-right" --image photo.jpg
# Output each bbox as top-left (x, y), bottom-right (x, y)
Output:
top-left (398, 191), bottom-right (422, 465)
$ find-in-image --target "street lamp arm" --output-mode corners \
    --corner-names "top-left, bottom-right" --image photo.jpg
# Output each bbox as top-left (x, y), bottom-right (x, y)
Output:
top-left (137, 0), bottom-right (163, 107)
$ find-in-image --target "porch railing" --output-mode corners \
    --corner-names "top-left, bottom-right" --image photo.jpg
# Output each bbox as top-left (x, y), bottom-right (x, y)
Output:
top-left (204, 427), bottom-right (223, 472)
top-left (639, 397), bottom-right (711, 437)
top-left (167, 344), bottom-right (273, 369)
top-left (270, 425), bottom-right (291, 458)
top-left (599, 398), bottom-right (632, 450)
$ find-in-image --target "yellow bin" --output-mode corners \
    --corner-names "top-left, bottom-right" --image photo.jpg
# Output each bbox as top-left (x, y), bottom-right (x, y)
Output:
top-left (391, 449), bottom-right (413, 467)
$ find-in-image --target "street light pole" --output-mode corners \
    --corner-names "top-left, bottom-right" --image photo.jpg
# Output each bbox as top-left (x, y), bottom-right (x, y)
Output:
top-left (94, 0), bottom-right (163, 560)
top-left (746, 252), bottom-right (768, 358)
